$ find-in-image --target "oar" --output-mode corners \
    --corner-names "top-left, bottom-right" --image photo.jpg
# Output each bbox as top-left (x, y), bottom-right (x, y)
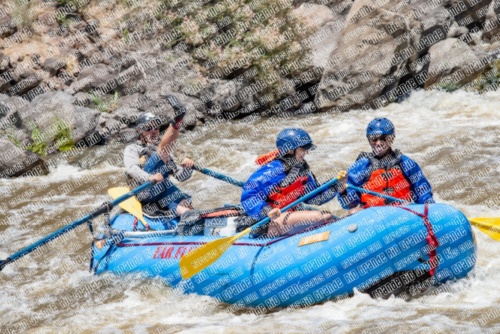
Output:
top-left (179, 176), bottom-right (341, 279)
top-left (107, 166), bottom-right (244, 228)
top-left (0, 180), bottom-right (157, 271)
top-left (193, 165), bottom-right (244, 187)
top-left (467, 218), bottom-right (500, 241)
top-left (193, 165), bottom-right (320, 211)
top-left (347, 185), bottom-right (500, 241)
top-left (108, 187), bottom-right (151, 230)
top-left (347, 185), bottom-right (406, 203)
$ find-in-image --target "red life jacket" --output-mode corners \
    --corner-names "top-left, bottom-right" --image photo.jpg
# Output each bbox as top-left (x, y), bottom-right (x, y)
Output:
top-left (267, 175), bottom-right (309, 209)
top-left (360, 153), bottom-right (412, 208)
top-left (267, 158), bottom-right (312, 209)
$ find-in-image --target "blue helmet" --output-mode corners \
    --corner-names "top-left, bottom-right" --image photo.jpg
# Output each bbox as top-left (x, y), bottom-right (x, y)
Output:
top-left (276, 128), bottom-right (315, 155)
top-left (366, 118), bottom-right (395, 137)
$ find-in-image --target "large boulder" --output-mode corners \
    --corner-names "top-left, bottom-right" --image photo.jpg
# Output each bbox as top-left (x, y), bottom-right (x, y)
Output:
top-left (110, 92), bottom-right (143, 124)
top-left (7, 63), bottom-right (42, 96)
top-left (425, 38), bottom-right (480, 88)
top-left (315, 0), bottom-right (464, 111)
top-left (68, 63), bottom-right (117, 94)
top-left (0, 95), bottom-right (24, 129)
top-left (93, 112), bottom-right (132, 144)
top-left (0, 12), bottom-right (16, 38)
top-left (0, 136), bottom-right (48, 178)
top-left (198, 79), bottom-right (246, 113)
top-left (142, 91), bottom-right (204, 129)
top-left (447, 0), bottom-right (493, 30)
top-left (42, 57), bottom-right (67, 76)
top-left (293, 3), bottom-right (345, 68)
top-left (483, 0), bottom-right (500, 42)
top-left (16, 91), bottom-right (101, 150)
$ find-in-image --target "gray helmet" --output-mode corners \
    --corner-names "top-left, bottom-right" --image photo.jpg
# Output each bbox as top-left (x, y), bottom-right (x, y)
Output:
top-left (136, 112), bottom-right (162, 132)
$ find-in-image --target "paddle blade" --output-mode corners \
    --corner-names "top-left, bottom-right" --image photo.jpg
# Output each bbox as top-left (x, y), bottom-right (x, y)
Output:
top-left (180, 228), bottom-right (251, 279)
top-left (108, 187), bottom-right (149, 229)
top-left (469, 218), bottom-right (500, 241)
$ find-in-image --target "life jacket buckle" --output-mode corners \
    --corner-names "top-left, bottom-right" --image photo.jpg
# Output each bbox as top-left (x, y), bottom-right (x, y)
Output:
top-left (383, 187), bottom-right (394, 194)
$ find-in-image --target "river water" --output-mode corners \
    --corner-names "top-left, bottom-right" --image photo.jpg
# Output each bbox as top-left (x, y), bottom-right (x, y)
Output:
top-left (1, 89), bottom-right (499, 333)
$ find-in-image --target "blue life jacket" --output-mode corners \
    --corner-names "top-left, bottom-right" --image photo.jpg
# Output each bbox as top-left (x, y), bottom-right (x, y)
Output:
top-left (139, 152), bottom-right (176, 204)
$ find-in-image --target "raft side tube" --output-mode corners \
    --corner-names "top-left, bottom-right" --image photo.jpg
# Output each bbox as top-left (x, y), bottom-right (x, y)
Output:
top-left (91, 204), bottom-right (476, 308)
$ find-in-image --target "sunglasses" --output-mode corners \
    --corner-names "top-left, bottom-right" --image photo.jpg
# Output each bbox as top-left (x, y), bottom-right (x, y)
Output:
top-left (368, 135), bottom-right (390, 142)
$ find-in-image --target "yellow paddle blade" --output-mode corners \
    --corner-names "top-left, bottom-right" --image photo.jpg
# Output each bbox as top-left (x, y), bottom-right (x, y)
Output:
top-left (108, 187), bottom-right (149, 229)
top-left (469, 217), bottom-right (500, 241)
top-left (180, 228), bottom-right (251, 279)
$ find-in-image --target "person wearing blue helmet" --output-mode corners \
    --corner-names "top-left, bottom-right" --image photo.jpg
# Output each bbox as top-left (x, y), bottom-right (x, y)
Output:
top-left (338, 118), bottom-right (434, 211)
top-left (124, 95), bottom-right (196, 218)
top-left (240, 128), bottom-right (347, 237)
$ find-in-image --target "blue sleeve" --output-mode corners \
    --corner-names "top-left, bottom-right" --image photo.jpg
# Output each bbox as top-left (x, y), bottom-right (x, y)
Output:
top-left (240, 161), bottom-right (286, 220)
top-left (338, 157), bottom-right (372, 210)
top-left (400, 155), bottom-right (434, 204)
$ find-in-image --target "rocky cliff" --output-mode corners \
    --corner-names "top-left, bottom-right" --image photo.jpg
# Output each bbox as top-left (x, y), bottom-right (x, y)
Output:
top-left (0, 0), bottom-right (499, 177)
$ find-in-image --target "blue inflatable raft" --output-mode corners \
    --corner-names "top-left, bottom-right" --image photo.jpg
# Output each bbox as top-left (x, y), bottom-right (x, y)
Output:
top-left (91, 203), bottom-right (476, 308)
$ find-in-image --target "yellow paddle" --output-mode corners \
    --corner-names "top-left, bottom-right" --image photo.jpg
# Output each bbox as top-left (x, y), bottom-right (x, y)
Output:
top-left (468, 218), bottom-right (500, 241)
top-left (108, 187), bottom-right (151, 230)
top-left (179, 175), bottom-right (342, 279)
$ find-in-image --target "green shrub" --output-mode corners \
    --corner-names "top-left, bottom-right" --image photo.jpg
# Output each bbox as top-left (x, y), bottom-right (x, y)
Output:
top-left (91, 92), bottom-right (120, 113)
top-left (53, 119), bottom-right (75, 152)
top-left (151, 0), bottom-right (313, 106)
top-left (28, 127), bottom-right (47, 156)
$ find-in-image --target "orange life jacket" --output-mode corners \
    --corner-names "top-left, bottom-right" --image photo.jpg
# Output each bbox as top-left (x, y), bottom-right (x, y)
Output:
top-left (361, 157), bottom-right (412, 208)
top-left (267, 175), bottom-right (309, 209)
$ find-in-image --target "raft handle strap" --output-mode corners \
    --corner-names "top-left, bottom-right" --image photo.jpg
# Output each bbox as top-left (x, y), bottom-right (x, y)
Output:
top-left (87, 220), bottom-right (94, 236)
top-left (91, 231), bottom-right (125, 273)
top-left (104, 201), bottom-right (112, 228)
top-left (399, 203), bottom-right (440, 276)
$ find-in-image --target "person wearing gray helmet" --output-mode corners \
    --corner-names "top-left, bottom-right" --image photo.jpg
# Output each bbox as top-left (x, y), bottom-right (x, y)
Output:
top-left (123, 95), bottom-right (195, 218)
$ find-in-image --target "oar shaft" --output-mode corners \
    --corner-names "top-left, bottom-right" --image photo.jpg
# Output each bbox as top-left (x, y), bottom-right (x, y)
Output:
top-left (180, 176), bottom-right (342, 279)
top-left (193, 165), bottom-right (244, 187)
top-left (0, 180), bottom-right (156, 271)
top-left (194, 166), bottom-right (322, 212)
top-left (347, 185), bottom-right (406, 203)
top-left (250, 177), bottom-right (340, 234)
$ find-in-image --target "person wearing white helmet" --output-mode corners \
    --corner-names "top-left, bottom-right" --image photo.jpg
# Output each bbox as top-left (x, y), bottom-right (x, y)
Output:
top-left (123, 95), bottom-right (195, 217)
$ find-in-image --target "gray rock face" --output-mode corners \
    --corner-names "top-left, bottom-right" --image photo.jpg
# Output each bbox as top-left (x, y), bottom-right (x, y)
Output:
top-left (141, 92), bottom-right (204, 128)
top-left (0, 95), bottom-right (24, 128)
top-left (199, 79), bottom-right (246, 113)
top-left (315, 0), bottom-right (500, 111)
top-left (112, 106), bottom-right (142, 124)
top-left (69, 63), bottom-right (117, 94)
top-left (0, 12), bottom-right (14, 34)
top-left (314, 0), bottom-right (487, 111)
top-left (16, 91), bottom-right (100, 145)
top-left (42, 57), bottom-right (66, 76)
top-left (483, 0), bottom-right (500, 41)
top-left (426, 38), bottom-right (479, 88)
top-left (0, 135), bottom-right (48, 178)
top-left (450, 0), bottom-right (492, 30)
top-left (294, 4), bottom-right (345, 68)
